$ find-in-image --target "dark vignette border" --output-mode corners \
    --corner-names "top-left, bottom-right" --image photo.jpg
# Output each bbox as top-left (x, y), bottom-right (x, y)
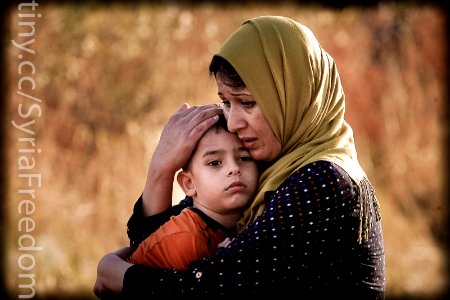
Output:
top-left (0, 0), bottom-right (448, 299)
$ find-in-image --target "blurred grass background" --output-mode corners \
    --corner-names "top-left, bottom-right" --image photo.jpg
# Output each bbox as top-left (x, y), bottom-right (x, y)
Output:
top-left (3, 1), bottom-right (448, 299)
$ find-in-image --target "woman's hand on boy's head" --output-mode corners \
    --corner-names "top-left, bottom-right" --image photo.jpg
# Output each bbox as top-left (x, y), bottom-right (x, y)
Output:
top-left (142, 103), bottom-right (223, 216)
top-left (151, 103), bottom-right (223, 175)
top-left (185, 104), bottom-right (223, 139)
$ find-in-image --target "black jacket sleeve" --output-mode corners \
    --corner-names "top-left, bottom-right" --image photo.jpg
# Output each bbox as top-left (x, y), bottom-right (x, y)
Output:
top-left (126, 195), bottom-right (193, 247)
top-left (121, 161), bottom-right (385, 298)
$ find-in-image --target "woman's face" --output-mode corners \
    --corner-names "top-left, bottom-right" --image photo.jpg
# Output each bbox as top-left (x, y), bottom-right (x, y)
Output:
top-left (216, 75), bottom-right (281, 162)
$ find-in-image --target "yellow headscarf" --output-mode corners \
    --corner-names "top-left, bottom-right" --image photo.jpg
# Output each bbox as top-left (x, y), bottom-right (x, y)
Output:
top-left (215, 16), bottom-right (379, 241)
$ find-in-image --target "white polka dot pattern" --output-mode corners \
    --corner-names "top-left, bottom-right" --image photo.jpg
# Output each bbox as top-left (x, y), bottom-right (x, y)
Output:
top-left (125, 161), bottom-right (386, 298)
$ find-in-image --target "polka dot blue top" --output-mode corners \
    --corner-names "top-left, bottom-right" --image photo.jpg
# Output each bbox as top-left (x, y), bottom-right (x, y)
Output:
top-left (125, 160), bottom-right (385, 298)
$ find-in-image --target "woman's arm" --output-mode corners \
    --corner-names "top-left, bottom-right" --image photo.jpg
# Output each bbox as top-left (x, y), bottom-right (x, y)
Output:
top-left (94, 104), bottom-right (223, 297)
top-left (118, 161), bottom-right (385, 298)
top-left (126, 103), bottom-right (221, 246)
top-left (141, 103), bottom-right (222, 216)
top-left (93, 247), bottom-right (134, 299)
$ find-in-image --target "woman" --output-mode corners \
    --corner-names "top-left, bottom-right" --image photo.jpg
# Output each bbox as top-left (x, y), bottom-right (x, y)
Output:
top-left (95, 16), bottom-right (385, 298)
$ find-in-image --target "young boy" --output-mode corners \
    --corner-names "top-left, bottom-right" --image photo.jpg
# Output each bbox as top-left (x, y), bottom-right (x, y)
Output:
top-left (127, 115), bottom-right (258, 269)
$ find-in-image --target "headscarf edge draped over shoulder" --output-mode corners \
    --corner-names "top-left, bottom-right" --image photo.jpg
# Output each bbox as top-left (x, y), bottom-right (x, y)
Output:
top-left (215, 16), bottom-right (381, 243)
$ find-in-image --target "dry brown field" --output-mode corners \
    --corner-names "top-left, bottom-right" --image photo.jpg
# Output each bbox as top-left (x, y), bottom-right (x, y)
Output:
top-left (4, 2), bottom-right (448, 299)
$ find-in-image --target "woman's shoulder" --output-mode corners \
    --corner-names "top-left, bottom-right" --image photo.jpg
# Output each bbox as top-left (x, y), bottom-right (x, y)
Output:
top-left (267, 160), bottom-right (359, 211)
top-left (282, 160), bottom-right (355, 189)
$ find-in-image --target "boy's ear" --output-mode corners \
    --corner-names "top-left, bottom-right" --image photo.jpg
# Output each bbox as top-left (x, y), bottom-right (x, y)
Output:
top-left (176, 171), bottom-right (196, 197)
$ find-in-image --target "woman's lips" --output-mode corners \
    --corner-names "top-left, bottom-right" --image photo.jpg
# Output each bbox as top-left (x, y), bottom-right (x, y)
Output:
top-left (240, 137), bottom-right (257, 149)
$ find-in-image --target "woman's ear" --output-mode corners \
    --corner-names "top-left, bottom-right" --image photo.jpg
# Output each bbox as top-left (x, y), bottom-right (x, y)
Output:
top-left (176, 171), bottom-right (196, 197)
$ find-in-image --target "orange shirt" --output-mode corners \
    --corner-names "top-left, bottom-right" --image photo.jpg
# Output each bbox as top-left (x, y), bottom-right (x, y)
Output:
top-left (128, 208), bottom-right (227, 270)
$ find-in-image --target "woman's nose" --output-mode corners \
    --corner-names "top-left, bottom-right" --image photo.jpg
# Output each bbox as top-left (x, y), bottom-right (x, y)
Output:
top-left (226, 108), bottom-right (245, 133)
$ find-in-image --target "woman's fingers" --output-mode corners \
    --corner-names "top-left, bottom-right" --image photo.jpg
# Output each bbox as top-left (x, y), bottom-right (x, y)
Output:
top-left (173, 103), bottom-right (222, 130)
top-left (152, 103), bottom-right (223, 173)
top-left (165, 104), bottom-right (223, 144)
top-left (187, 113), bottom-right (220, 139)
top-left (184, 104), bottom-right (223, 139)
top-left (176, 102), bottom-right (190, 112)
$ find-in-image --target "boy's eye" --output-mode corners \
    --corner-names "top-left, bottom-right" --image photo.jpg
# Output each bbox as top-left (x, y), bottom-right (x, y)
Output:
top-left (240, 156), bottom-right (253, 162)
top-left (207, 160), bottom-right (222, 167)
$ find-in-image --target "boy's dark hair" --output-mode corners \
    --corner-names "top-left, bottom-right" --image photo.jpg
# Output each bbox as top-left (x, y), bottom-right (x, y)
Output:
top-left (212, 113), bottom-right (228, 133)
top-left (209, 56), bottom-right (246, 88)
top-left (182, 114), bottom-right (228, 171)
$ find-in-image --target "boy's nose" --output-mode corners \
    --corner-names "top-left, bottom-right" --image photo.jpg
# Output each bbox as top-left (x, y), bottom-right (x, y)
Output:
top-left (228, 168), bottom-right (241, 176)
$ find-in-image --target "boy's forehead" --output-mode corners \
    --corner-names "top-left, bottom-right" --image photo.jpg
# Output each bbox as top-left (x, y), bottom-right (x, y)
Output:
top-left (197, 128), bottom-right (242, 150)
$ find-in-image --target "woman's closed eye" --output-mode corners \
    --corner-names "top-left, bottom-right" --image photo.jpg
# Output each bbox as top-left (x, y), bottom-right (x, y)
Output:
top-left (221, 100), bottom-right (256, 110)
top-left (221, 100), bottom-right (230, 109)
top-left (241, 101), bottom-right (256, 109)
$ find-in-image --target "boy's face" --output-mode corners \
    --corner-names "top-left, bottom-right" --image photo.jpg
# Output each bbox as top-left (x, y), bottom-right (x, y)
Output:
top-left (181, 128), bottom-right (258, 215)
